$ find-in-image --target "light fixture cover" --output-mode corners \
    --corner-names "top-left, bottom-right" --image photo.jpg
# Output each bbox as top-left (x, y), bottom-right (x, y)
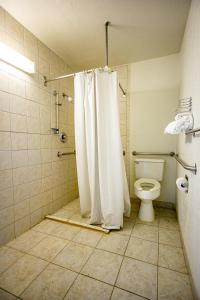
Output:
top-left (0, 42), bottom-right (35, 74)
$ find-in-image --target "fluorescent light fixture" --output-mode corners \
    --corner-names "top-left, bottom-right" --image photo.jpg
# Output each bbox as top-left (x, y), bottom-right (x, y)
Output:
top-left (0, 42), bottom-right (35, 74)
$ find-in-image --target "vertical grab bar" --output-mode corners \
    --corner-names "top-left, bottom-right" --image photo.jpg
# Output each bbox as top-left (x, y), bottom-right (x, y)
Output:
top-left (51, 90), bottom-right (60, 134)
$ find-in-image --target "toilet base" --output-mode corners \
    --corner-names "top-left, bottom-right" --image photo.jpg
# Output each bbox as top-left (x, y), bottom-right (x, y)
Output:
top-left (139, 200), bottom-right (155, 222)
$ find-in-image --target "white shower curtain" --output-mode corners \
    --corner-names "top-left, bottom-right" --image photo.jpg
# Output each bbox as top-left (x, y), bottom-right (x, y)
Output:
top-left (74, 69), bottom-right (130, 229)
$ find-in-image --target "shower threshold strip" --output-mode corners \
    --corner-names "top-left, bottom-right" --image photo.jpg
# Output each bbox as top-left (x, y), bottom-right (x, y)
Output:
top-left (45, 215), bottom-right (110, 234)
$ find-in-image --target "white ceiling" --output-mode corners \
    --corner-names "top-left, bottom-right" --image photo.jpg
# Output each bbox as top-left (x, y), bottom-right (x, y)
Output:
top-left (0, 0), bottom-right (191, 71)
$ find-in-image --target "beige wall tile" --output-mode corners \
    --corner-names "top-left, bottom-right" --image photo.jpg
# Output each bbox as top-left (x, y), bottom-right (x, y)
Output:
top-left (0, 132), bottom-right (11, 150)
top-left (0, 206), bottom-right (14, 230)
top-left (0, 224), bottom-right (15, 246)
top-left (0, 70), bottom-right (10, 92)
top-left (5, 12), bottom-right (24, 42)
top-left (12, 150), bottom-right (28, 168)
top-left (0, 169), bottom-right (12, 190)
top-left (28, 149), bottom-right (41, 165)
top-left (27, 117), bottom-right (40, 133)
top-left (10, 95), bottom-right (27, 116)
top-left (0, 111), bottom-right (10, 131)
top-left (13, 183), bottom-right (30, 204)
top-left (11, 113), bottom-right (27, 132)
top-left (0, 187), bottom-right (13, 210)
top-left (13, 166), bottom-right (29, 186)
top-left (0, 150), bottom-right (12, 170)
top-left (15, 215), bottom-right (30, 237)
top-left (27, 133), bottom-right (40, 149)
top-left (11, 132), bottom-right (27, 150)
top-left (0, 90), bottom-right (10, 112)
top-left (14, 199), bottom-right (29, 221)
top-left (28, 164), bottom-right (42, 182)
top-left (9, 76), bottom-right (25, 98)
top-left (27, 100), bottom-right (40, 118)
top-left (0, 9), bottom-right (77, 245)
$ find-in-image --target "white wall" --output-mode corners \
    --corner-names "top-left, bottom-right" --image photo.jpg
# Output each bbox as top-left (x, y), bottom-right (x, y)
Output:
top-left (177, 0), bottom-right (200, 297)
top-left (128, 54), bottom-right (180, 203)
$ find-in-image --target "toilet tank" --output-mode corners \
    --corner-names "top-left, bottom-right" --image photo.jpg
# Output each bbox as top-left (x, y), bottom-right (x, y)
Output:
top-left (134, 158), bottom-right (165, 181)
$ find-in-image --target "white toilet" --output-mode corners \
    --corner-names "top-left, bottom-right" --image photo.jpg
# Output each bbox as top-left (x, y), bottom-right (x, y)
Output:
top-left (134, 158), bottom-right (165, 222)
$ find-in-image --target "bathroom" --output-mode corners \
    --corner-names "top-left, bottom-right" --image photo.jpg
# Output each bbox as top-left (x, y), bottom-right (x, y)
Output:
top-left (0, 0), bottom-right (199, 299)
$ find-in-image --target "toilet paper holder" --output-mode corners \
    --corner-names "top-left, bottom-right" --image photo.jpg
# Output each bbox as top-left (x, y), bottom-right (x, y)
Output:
top-left (176, 175), bottom-right (189, 193)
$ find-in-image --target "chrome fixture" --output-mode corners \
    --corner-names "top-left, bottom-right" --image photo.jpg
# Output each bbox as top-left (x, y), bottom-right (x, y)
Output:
top-left (185, 127), bottom-right (200, 136)
top-left (59, 132), bottom-right (67, 143)
top-left (57, 150), bottom-right (125, 157)
top-left (57, 151), bottom-right (76, 157)
top-left (175, 96), bottom-right (200, 136)
top-left (176, 97), bottom-right (192, 114)
top-left (132, 151), bottom-right (175, 156)
top-left (51, 90), bottom-right (60, 134)
top-left (43, 22), bottom-right (126, 98)
top-left (105, 21), bottom-right (110, 68)
top-left (174, 154), bottom-right (197, 174)
top-left (132, 150), bottom-right (197, 174)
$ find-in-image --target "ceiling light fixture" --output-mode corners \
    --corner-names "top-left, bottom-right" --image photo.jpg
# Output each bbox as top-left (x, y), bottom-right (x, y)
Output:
top-left (0, 42), bottom-right (35, 74)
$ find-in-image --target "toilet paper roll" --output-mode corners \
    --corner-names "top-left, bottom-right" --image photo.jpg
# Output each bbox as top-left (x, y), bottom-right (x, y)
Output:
top-left (176, 177), bottom-right (188, 192)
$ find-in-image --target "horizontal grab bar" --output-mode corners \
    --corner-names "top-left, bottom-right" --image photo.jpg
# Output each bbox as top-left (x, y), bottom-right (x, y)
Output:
top-left (58, 150), bottom-right (126, 157)
top-left (132, 150), bottom-right (197, 174)
top-left (174, 154), bottom-right (197, 174)
top-left (132, 151), bottom-right (175, 156)
top-left (185, 127), bottom-right (200, 136)
top-left (57, 151), bottom-right (76, 157)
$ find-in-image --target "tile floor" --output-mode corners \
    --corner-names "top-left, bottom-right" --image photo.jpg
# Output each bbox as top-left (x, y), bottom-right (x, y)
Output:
top-left (0, 200), bottom-right (193, 300)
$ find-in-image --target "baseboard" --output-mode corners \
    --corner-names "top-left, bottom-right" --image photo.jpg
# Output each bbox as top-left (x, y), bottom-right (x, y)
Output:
top-left (131, 197), bottom-right (175, 210)
top-left (179, 226), bottom-right (199, 300)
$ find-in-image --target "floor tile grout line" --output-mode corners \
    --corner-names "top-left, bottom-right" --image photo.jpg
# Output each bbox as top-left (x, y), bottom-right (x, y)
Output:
top-left (0, 286), bottom-right (23, 299)
top-left (17, 235), bottom-right (77, 299)
top-left (0, 248), bottom-right (26, 278)
top-left (1, 203), bottom-right (187, 299)
top-left (109, 217), bottom-right (136, 300)
top-left (18, 260), bottom-right (51, 299)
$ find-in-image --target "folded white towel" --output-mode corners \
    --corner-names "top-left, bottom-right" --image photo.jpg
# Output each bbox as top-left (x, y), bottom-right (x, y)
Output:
top-left (164, 114), bottom-right (193, 134)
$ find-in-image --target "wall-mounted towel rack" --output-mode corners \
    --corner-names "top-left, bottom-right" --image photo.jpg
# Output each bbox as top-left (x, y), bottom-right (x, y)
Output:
top-left (132, 150), bottom-right (197, 174)
top-left (176, 97), bottom-right (192, 113)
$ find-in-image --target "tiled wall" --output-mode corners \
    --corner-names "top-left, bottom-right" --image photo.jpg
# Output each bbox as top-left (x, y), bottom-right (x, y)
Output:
top-left (177, 0), bottom-right (200, 297)
top-left (0, 7), bottom-right (78, 246)
top-left (113, 65), bottom-right (130, 185)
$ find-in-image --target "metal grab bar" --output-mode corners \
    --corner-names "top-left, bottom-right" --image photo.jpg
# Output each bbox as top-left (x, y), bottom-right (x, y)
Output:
top-left (174, 154), bottom-right (197, 174)
top-left (132, 151), bottom-right (175, 156)
top-left (185, 127), bottom-right (200, 136)
top-left (132, 150), bottom-right (197, 174)
top-left (58, 150), bottom-right (126, 157)
top-left (57, 151), bottom-right (76, 157)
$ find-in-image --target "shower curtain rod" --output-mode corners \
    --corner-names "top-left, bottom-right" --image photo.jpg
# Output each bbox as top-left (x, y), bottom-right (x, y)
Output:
top-left (43, 70), bottom-right (126, 97)
top-left (43, 21), bottom-right (127, 97)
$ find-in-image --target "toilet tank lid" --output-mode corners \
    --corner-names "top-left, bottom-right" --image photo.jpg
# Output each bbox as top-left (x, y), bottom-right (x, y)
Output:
top-left (134, 158), bottom-right (165, 163)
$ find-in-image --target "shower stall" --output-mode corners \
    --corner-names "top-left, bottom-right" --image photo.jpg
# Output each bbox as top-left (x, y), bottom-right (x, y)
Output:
top-left (44, 22), bottom-right (131, 232)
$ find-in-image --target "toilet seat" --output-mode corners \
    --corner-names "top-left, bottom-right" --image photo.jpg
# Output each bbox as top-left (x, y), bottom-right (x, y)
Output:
top-left (134, 178), bottom-right (160, 192)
